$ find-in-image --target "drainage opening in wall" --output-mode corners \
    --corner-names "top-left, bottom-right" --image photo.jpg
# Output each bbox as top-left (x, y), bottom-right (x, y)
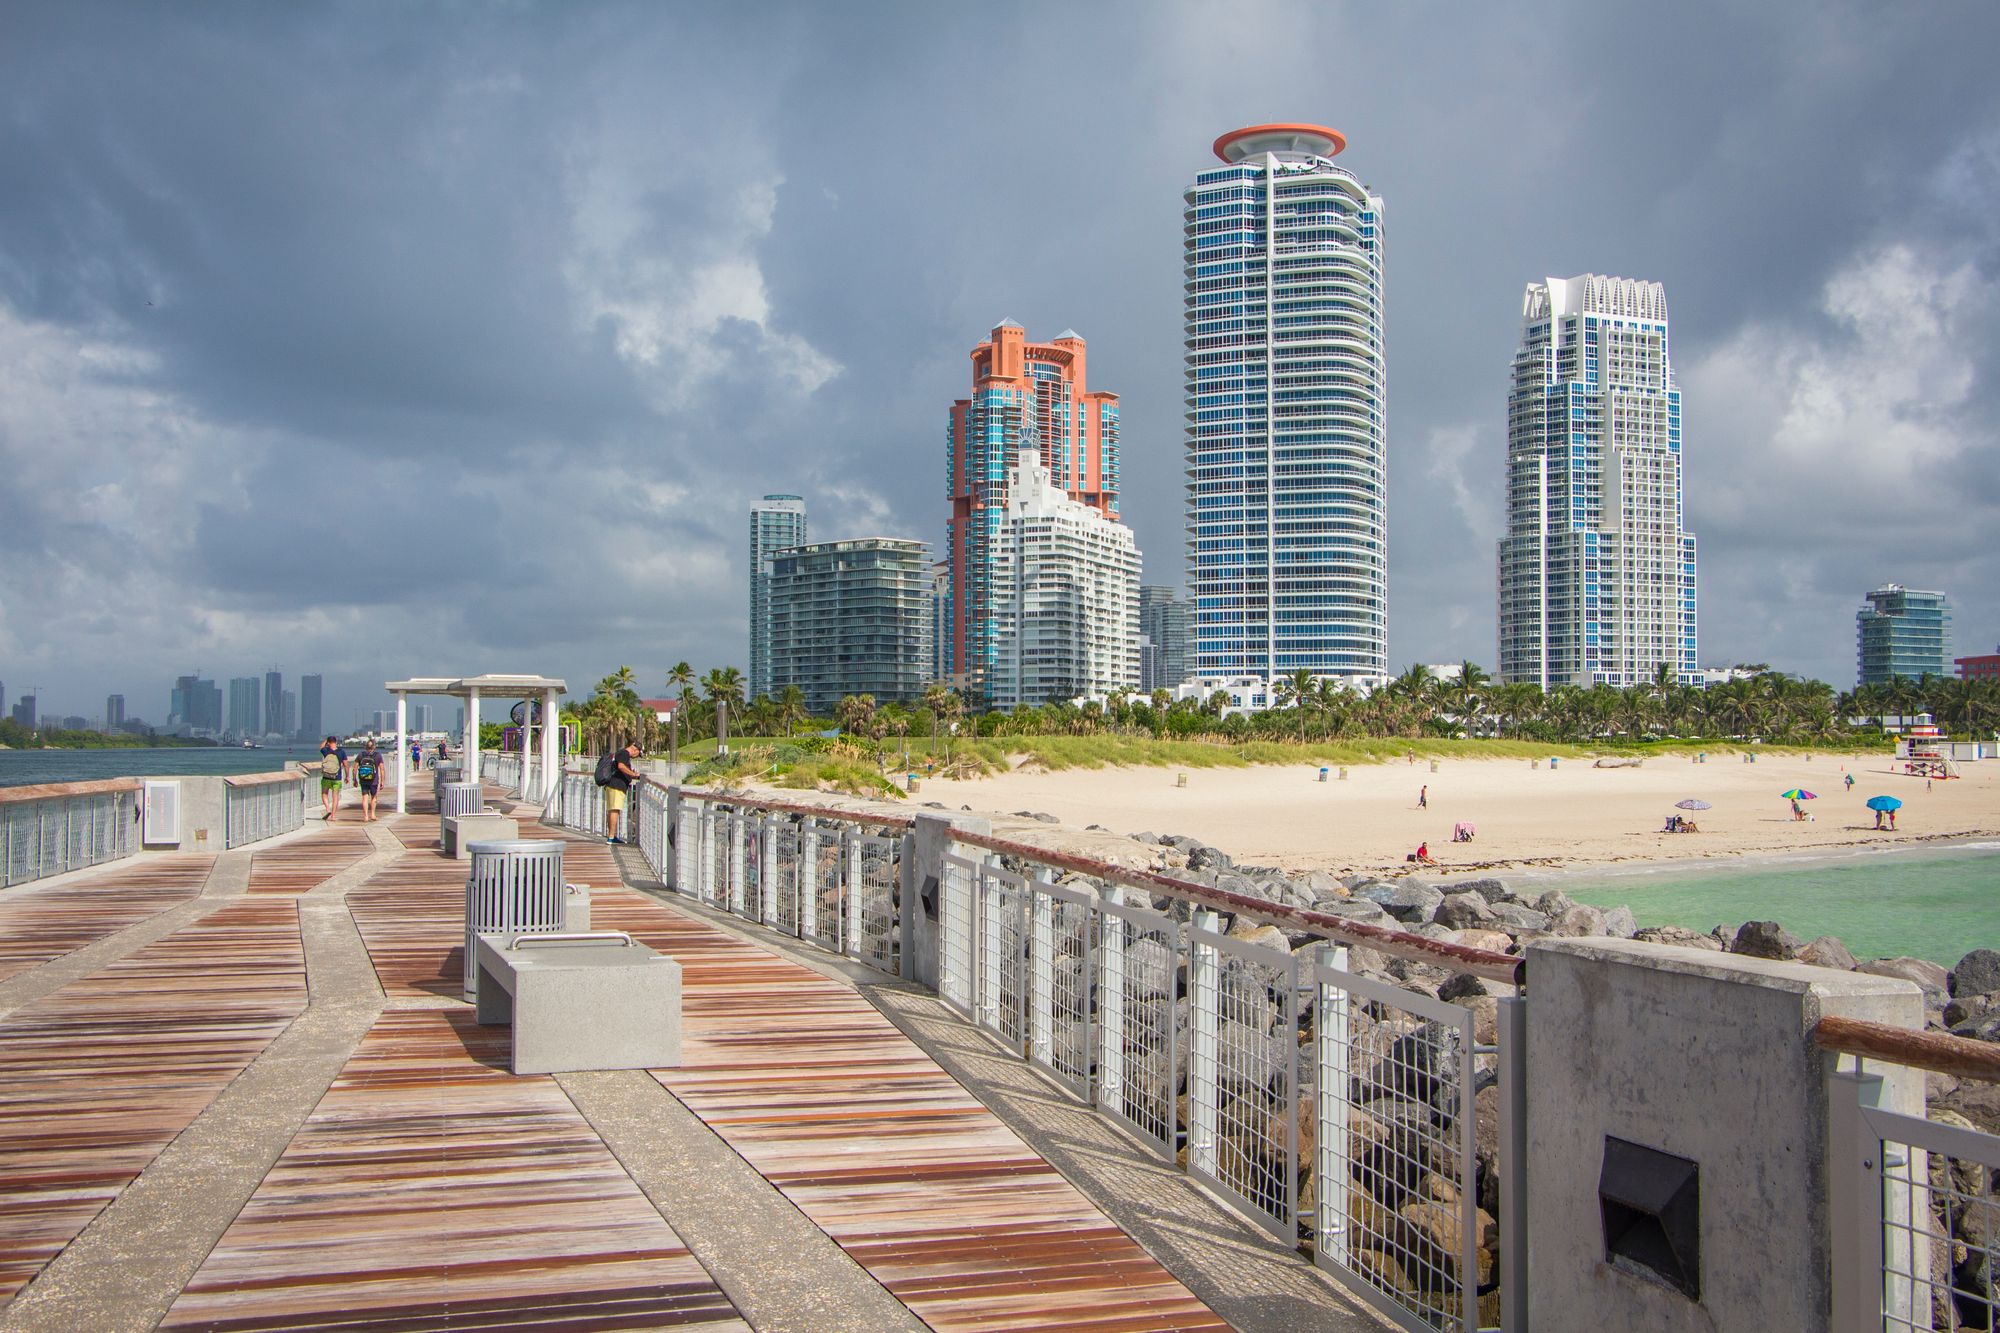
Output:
top-left (1599, 1135), bottom-right (1700, 1300)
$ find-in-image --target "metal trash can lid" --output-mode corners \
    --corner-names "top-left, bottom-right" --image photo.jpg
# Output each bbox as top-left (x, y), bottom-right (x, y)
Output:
top-left (465, 839), bottom-right (565, 856)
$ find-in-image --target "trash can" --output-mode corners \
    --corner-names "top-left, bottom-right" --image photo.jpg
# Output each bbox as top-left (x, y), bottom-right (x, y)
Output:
top-left (1319, 767), bottom-right (1329, 783)
top-left (464, 839), bottom-right (566, 999)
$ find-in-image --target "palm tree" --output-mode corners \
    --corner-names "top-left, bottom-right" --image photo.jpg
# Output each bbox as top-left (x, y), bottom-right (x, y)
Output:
top-left (701, 667), bottom-right (745, 753)
top-left (1275, 669), bottom-right (1317, 742)
top-left (777, 685), bottom-right (808, 738)
top-left (838, 694), bottom-right (877, 741)
top-left (923, 682), bottom-right (951, 754)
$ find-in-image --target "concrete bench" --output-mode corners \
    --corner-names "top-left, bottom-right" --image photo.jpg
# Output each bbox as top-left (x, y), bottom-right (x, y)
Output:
top-left (443, 812), bottom-right (520, 859)
top-left (473, 931), bottom-right (682, 1075)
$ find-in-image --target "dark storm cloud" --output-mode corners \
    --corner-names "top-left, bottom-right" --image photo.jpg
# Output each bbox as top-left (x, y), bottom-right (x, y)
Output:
top-left (3, 1), bottom-right (1999, 726)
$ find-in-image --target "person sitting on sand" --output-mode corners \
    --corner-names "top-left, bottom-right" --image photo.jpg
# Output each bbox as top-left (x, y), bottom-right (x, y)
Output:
top-left (1410, 841), bottom-right (1435, 865)
top-left (1791, 798), bottom-right (1806, 822)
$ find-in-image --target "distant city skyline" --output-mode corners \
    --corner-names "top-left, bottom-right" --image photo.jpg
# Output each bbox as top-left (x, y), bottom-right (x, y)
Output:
top-left (2, 6), bottom-right (1997, 702)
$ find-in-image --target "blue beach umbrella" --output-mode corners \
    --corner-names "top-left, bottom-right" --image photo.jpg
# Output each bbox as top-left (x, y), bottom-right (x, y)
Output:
top-left (1865, 795), bottom-right (1903, 813)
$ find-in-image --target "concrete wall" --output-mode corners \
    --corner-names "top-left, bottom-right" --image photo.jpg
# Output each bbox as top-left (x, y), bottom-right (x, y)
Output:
top-left (1525, 937), bottom-right (1925, 1332)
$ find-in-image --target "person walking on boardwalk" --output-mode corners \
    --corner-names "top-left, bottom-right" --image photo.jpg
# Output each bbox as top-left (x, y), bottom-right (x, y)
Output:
top-left (596, 741), bottom-right (642, 845)
top-left (354, 739), bottom-right (386, 823)
top-left (316, 735), bottom-right (348, 820)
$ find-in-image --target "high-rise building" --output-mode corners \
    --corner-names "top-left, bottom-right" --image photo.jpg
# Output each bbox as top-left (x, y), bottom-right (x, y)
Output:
top-left (61, 715), bottom-right (87, 731)
top-left (947, 321), bottom-right (1120, 702)
top-left (280, 690), bottom-right (297, 738)
top-left (1857, 585), bottom-right (1951, 687)
top-left (1955, 647), bottom-right (2000, 682)
top-left (8, 695), bottom-right (33, 729)
top-left (767, 538), bottom-right (930, 714)
top-left (170, 675), bottom-right (223, 734)
top-left (227, 677), bottom-right (262, 737)
top-left (1185, 125), bottom-right (1388, 693)
top-left (105, 694), bottom-right (125, 729)
top-left (749, 495), bottom-right (808, 700)
top-left (263, 670), bottom-right (283, 736)
top-left (1497, 274), bottom-right (1697, 688)
top-left (929, 560), bottom-right (952, 687)
top-left (989, 451), bottom-right (1141, 709)
top-left (0, 682), bottom-right (6, 718)
top-left (299, 674), bottom-right (323, 742)
top-left (1139, 586), bottom-right (1195, 692)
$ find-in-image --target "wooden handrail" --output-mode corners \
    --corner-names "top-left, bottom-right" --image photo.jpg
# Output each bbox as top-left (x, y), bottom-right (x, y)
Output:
top-left (949, 827), bottom-right (1524, 986)
top-left (1814, 1014), bottom-right (2000, 1083)
top-left (0, 777), bottom-right (142, 804)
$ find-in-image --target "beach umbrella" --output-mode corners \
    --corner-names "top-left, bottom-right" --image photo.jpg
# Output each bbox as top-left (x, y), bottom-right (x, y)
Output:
top-left (1674, 799), bottom-right (1712, 811)
top-left (1865, 795), bottom-right (1903, 812)
top-left (1779, 789), bottom-right (1817, 800)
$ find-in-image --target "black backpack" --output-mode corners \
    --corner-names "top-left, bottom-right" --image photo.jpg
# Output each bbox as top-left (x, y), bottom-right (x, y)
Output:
top-left (594, 751), bottom-right (619, 787)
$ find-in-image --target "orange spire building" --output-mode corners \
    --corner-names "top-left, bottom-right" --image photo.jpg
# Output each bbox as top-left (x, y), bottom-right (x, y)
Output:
top-left (944, 321), bottom-right (1120, 701)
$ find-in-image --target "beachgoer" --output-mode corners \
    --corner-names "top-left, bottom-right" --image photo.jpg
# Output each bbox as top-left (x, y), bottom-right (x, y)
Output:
top-left (1791, 798), bottom-right (1804, 821)
top-left (1889, 809), bottom-right (1898, 830)
top-left (354, 740), bottom-right (385, 822)
top-left (437, 738), bottom-right (451, 769)
top-left (410, 741), bottom-right (422, 772)
top-left (1419, 784), bottom-right (1428, 809)
top-left (1414, 841), bottom-right (1433, 864)
top-left (1844, 773), bottom-right (1854, 792)
top-left (316, 735), bottom-right (348, 820)
top-left (596, 741), bottom-right (641, 845)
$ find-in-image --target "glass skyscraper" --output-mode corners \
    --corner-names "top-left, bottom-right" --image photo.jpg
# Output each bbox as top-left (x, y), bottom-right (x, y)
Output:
top-left (1856, 585), bottom-right (1951, 687)
top-left (748, 495), bottom-right (807, 700)
top-left (947, 321), bottom-right (1119, 703)
top-left (1497, 275), bottom-right (1697, 688)
top-left (767, 538), bottom-right (931, 713)
top-left (1184, 124), bottom-right (1387, 691)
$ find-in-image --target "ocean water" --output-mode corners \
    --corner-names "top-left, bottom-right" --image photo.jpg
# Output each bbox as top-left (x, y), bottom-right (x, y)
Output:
top-left (1560, 843), bottom-right (2000, 969)
top-left (0, 746), bottom-right (323, 788)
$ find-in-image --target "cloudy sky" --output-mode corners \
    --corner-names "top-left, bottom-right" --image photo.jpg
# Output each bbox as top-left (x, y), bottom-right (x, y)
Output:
top-left (3, 2), bottom-right (1997, 729)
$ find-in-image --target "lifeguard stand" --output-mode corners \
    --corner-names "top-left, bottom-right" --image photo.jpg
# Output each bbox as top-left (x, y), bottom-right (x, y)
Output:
top-left (1896, 717), bottom-right (1958, 779)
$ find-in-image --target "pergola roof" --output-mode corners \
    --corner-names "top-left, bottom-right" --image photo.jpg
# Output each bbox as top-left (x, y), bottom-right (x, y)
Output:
top-left (383, 674), bottom-right (566, 698)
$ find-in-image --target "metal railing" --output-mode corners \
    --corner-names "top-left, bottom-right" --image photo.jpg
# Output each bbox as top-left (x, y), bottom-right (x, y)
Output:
top-left (1, 782), bottom-right (142, 888)
top-left (644, 787), bottom-right (1522, 1331)
top-left (495, 755), bottom-right (522, 790)
top-left (223, 772), bottom-right (312, 849)
top-left (1821, 1017), bottom-right (2000, 1331)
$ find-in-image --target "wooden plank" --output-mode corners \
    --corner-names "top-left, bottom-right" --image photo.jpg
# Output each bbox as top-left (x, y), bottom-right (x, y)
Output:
top-left (158, 1009), bottom-right (748, 1332)
top-left (245, 824), bottom-right (374, 894)
top-left (0, 898), bottom-right (306, 1299)
top-left (0, 856), bottom-right (215, 983)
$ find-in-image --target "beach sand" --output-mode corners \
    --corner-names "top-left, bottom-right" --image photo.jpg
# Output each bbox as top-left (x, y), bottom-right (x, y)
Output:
top-left (863, 750), bottom-right (2000, 877)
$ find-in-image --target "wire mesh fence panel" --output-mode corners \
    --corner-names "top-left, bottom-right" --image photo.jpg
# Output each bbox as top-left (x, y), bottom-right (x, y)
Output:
top-left (636, 784), bottom-right (669, 878)
top-left (847, 831), bottom-right (900, 977)
top-left (1097, 893), bottom-right (1181, 1161)
top-left (1029, 876), bottom-right (1097, 1102)
top-left (801, 819), bottom-right (842, 954)
top-left (673, 797), bottom-right (701, 894)
top-left (975, 863), bottom-right (1029, 1053)
top-left (1188, 918), bottom-right (1299, 1242)
top-left (1313, 955), bottom-right (1484, 1333)
top-left (1840, 1086), bottom-right (2000, 1333)
top-left (706, 805), bottom-right (728, 908)
top-left (771, 817), bottom-right (802, 936)
top-left (937, 851), bottom-right (979, 1017)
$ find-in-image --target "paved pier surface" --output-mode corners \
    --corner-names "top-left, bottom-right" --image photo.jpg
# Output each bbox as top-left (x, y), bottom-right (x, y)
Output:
top-left (0, 783), bottom-right (1378, 1332)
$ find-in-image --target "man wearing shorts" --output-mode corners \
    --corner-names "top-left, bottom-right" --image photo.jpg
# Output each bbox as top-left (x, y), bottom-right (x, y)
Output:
top-left (354, 739), bottom-right (386, 823)
top-left (601, 741), bottom-right (641, 845)
top-left (317, 735), bottom-right (348, 820)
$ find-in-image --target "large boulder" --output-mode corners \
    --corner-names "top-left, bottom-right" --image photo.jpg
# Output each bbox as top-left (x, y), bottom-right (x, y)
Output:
top-left (1324, 900), bottom-right (1396, 930)
top-left (1950, 1010), bottom-right (2000, 1043)
top-left (1188, 844), bottom-right (1235, 872)
top-left (1732, 920), bottom-right (1802, 960)
top-left (1952, 949), bottom-right (2000, 998)
top-left (1435, 892), bottom-right (1498, 930)
top-left (1944, 992), bottom-right (2000, 1028)
top-left (1797, 935), bottom-right (1859, 971)
top-left (1533, 889), bottom-right (1577, 917)
top-left (1226, 919), bottom-right (1290, 953)
top-left (1300, 869), bottom-right (1349, 901)
top-left (1487, 903), bottom-right (1551, 934)
top-left (1357, 880), bottom-right (1446, 925)
top-left (1448, 928), bottom-right (1517, 955)
top-left (1549, 904), bottom-right (1609, 938)
top-left (1633, 924), bottom-right (1724, 951)
top-left (1860, 956), bottom-right (1951, 1006)
top-left (1450, 877), bottom-right (1510, 903)
top-left (1600, 905), bottom-right (1640, 939)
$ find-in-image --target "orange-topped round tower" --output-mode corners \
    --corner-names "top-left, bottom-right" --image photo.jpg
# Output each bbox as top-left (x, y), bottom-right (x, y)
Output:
top-left (1212, 123), bottom-right (1347, 163)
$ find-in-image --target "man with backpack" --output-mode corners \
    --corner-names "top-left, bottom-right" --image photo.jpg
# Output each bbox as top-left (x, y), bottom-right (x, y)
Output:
top-left (317, 735), bottom-right (348, 820)
top-left (595, 741), bottom-right (641, 845)
top-left (355, 739), bottom-right (386, 823)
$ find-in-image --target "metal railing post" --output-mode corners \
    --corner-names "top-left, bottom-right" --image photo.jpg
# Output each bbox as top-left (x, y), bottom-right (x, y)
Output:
top-left (728, 809), bottom-right (747, 915)
top-left (1496, 993), bottom-right (1529, 1333)
top-left (799, 817), bottom-right (819, 941)
top-left (1029, 875), bottom-right (1055, 1069)
top-left (759, 816), bottom-right (778, 926)
top-left (1827, 1068), bottom-right (1887, 1333)
top-left (1316, 945), bottom-right (1352, 1270)
top-left (1188, 908), bottom-right (1221, 1184)
top-left (1099, 886), bottom-right (1127, 1113)
top-left (843, 827), bottom-right (862, 959)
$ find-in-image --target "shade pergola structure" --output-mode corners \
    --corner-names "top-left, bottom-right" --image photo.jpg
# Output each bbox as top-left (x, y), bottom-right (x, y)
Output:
top-left (382, 674), bottom-right (566, 816)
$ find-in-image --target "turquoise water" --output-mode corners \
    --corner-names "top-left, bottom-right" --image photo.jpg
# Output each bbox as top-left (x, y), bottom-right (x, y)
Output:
top-left (1562, 844), bottom-right (2000, 968)
top-left (0, 746), bottom-right (323, 788)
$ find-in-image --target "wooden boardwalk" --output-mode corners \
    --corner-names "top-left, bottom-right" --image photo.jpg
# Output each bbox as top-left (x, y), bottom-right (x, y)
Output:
top-left (0, 896), bottom-right (305, 1300)
top-left (0, 796), bottom-right (1230, 1331)
top-left (0, 855), bottom-right (213, 983)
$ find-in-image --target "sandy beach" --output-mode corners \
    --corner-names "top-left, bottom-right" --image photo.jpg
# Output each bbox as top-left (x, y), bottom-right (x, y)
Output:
top-left (852, 750), bottom-right (2000, 877)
